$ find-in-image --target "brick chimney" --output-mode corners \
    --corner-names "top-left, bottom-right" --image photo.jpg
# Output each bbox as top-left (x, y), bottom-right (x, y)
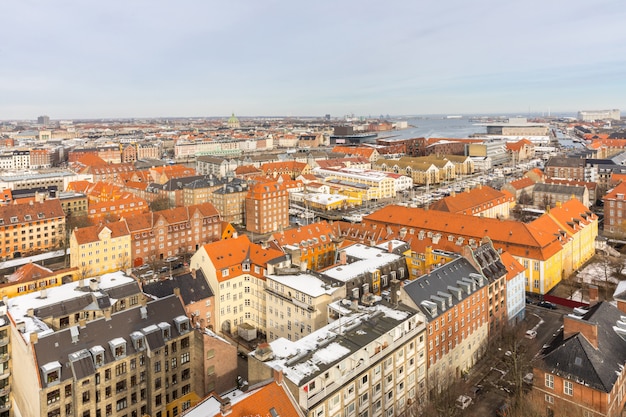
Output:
top-left (219, 398), bottom-right (232, 416)
top-left (273, 365), bottom-right (284, 385)
top-left (387, 241), bottom-right (393, 253)
top-left (562, 314), bottom-right (598, 349)
top-left (588, 285), bottom-right (599, 305)
top-left (339, 251), bottom-right (347, 265)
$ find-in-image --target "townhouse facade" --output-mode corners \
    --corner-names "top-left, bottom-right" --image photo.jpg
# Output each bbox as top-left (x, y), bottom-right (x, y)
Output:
top-left (603, 181), bottom-right (626, 237)
top-left (312, 167), bottom-right (398, 200)
top-left (0, 308), bottom-right (9, 417)
top-left (208, 180), bottom-right (249, 225)
top-left (249, 302), bottom-right (428, 417)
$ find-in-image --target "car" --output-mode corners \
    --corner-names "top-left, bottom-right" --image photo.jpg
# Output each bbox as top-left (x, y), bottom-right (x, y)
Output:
top-left (455, 395), bottom-right (472, 410)
top-left (135, 264), bottom-right (150, 271)
top-left (525, 330), bottom-right (537, 339)
top-left (165, 256), bottom-right (179, 263)
top-left (158, 266), bottom-right (169, 273)
top-left (172, 262), bottom-right (184, 270)
top-left (140, 270), bottom-right (155, 279)
top-left (538, 301), bottom-right (557, 310)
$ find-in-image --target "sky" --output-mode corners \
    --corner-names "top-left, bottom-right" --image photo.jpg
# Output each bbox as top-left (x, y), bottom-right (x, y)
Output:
top-left (1, 0), bottom-right (626, 119)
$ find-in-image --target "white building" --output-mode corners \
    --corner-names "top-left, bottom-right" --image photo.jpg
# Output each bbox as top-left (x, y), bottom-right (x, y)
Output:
top-left (577, 109), bottom-right (620, 121)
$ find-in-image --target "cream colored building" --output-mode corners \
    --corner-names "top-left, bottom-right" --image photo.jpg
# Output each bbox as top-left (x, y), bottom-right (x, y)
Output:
top-left (312, 167), bottom-right (397, 200)
top-left (248, 302), bottom-right (428, 417)
top-left (190, 235), bottom-right (289, 338)
top-left (265, 272), bottom-right (345, 342)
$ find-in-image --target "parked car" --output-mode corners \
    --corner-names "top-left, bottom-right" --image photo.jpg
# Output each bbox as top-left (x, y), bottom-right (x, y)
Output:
top-left (172, 262), bottom-right (184, 270)
top-left (135, 264), bottom-right (150, 271)
top-left (470, 385), bottom-right (483, 397)
top-left (165, 256), bottom-right (179, 263)
top-left (455, 395), bottom-right (472, 410)
top-left (538, 301), bottom-right (557, 310)
top-left (158, 266), bottom-right (169, 273)
top-left (525, 330), bottom-right (537, 339)
top-left (140, 270), bottom-right (155, 279)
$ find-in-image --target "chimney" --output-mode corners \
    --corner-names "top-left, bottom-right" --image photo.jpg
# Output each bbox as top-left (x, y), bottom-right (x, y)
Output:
top-left (339, 251), bottom-right (347, 265)
top-left (387, 241), bottom-right (393, 253)
top-left (30, 332), bottom-right (38, 344)
top-left (588, 285), bottom-right (599, 305)
top-left (89, 279), bottom-right (99, 292)
top-left (220, 398), bottom-right (232, 416)
top-left (39, 288), bottom-right (48, 299)
top-left (103, 309), bottom-right (112, 321)
top-left (273, 365), bottom-right (284, 385)
top-left (173, 287), bottom-right (181, 297)
top-left (79, 318), bottom-right (87, 328)
top-left (563, 314), bottom-right (598, 349)
top-left (390, 279), bottom-right (401, 306)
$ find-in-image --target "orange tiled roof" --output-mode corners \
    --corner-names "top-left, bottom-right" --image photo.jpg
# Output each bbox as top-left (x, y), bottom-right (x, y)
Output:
top-left (73, 220), bottom-right (130, 245)
top-left (508, 177), bottom-right (535, 190)
top-left (6, 263), bottom-right (55, 283)
top-left (430, 185), bottom-right (512, 214)
top-left (604, 181), bottom-right (626, 200)
top-left (500, 251), bottom-right (526, 281)
top-left (271, 221), bottom-right (335, 247)
top-left (363, 205), bottom-right (565, 260)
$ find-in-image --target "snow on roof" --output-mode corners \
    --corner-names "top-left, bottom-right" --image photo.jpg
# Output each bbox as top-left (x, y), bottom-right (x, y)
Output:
top-left (260, 303), bottom-right (413, 384)
top-left (7, 271), bottom-right (134, 341)
top-left (323, 244), bottom-right (402, 282)
top-left (266, 273), bottom-right (341, 298)
top-left (184, 388), bottom-right (256, 417)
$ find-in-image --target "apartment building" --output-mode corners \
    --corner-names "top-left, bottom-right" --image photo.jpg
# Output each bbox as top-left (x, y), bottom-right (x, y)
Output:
top-left (248, 302), bottom-right (427, 417)
top-left (196, 156), bottom-right (239, 178)
top-left (87, 195), bottom-right (149, 222)
top-left (430, 185), bottom-right (514, 218)
top-left (0, 171), bottom-right (82, 191)
top-left (245, 181), bottom-right (289, 234)
top-left (0, 199), bottom-right (65, 260)
top-left (531, 299), bottom-right (626, 417)
top-left (500, 252), bottom-right (526, 325)
top-left (208, 180), bottom-right (249, 225)
top-left (9, 276), bottom-right (201, 417)
top-left (68, 145), bottom-right (121, 163)
top-left (190, 235), bottom-right (288, 339)
top-left (29, 149), bottom-right (54, 169)
top-left (268, 221), bottom-right (339, 271)
top-left (401, 258), bottom-right (489, 394)
top-left (59, 191), bottom-right (88, 216)
top-left (373, 157), bottom-right (457, 186)
top-left (544, 157), bottom-right (588, 181)
top-left (70, 221), bottom-right (131, 277)
top-left (603, 181), bottom-right (626, 237)
top-left (260, 161), bottom-right (311, 179)
top-left (265, 271), bottom-right (345, 342)
top-left (126, 202), bottom-right (222, 266)
top-left (533, 183), bottom-right (590, 208)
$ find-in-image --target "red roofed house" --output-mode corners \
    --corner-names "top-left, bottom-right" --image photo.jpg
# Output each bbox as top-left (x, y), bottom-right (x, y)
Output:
top-left (268, 221), bottom-right (339, 271)
top-left (0, 263), bottom-right (78, 299)
top-left (502, 177), bottom-right (536, 202)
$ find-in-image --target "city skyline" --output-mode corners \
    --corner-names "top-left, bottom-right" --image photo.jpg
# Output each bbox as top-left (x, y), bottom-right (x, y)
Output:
top-left (1, 0), bottom-right (625, 120)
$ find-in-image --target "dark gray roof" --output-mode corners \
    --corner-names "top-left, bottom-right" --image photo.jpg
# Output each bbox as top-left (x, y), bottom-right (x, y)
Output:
top-left (535, 302), bottom-right (626, 393)
top-left (545, 157), bottom-right (586, 168)
top-left (471, 242), bottom-right (507, 282)
top-left (402, 258), bottom-right (486, 321)
top-left (34, 295), bottom-right (188, 386)
top-left (533, 183), bottom-right (586, 198)
top-left (142, 270), bottom-right (214, 305)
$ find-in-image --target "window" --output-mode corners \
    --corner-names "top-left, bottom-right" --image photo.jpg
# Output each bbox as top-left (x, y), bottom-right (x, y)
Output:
top-left (181, 352), bottom-right (190, 364)
top-left (563, 380), bottom-right (573, 396)
top-left (47, 389), bottom-right (60, 404)
top-left (545, 394), bottom-right (554, 404)
top-left (545, 374), bottom-right (554, 389)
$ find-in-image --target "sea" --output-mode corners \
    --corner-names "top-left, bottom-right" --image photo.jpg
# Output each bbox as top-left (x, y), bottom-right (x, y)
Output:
top-left (378, 116), bottom-right (486, 140)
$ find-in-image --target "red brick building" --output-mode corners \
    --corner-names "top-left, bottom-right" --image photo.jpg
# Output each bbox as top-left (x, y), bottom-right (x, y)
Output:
top-left (245, 181), bottom-right (289, 234)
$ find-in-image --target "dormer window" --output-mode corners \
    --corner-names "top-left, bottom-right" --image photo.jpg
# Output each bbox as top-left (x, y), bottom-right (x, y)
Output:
top-left (130, 332), bottom-right (146, 351)
top-left (41, 361), bottom-right (62, 386)
top-left (38, 212), bottom-right (45, 219)
top-left (242, 262), bottom-right (250, 272)
top-left (10, 217), bottom-right (17, 224)
top-left (174, 315), bottom-right (190, 334)
top-left (90, 346), bottom-right (105, 367)
top-left (24, 214), bottom-right (31, 221)
top-left (108, 338), bottom-right (127, 360)
top-left (158, 322), bottom-right (171, 341)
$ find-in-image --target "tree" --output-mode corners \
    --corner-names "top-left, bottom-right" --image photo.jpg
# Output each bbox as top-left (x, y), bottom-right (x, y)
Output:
top-left (420, 374), bottom-right (463, 417)
top-left (149, 196), bottom-right (172, 212)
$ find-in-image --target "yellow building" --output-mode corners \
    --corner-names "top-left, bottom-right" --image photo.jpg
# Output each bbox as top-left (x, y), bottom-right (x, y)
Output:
top-left (70, 220), bottom-right (131, 277)
top-left (0, 263), bottom-right (77, 299)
